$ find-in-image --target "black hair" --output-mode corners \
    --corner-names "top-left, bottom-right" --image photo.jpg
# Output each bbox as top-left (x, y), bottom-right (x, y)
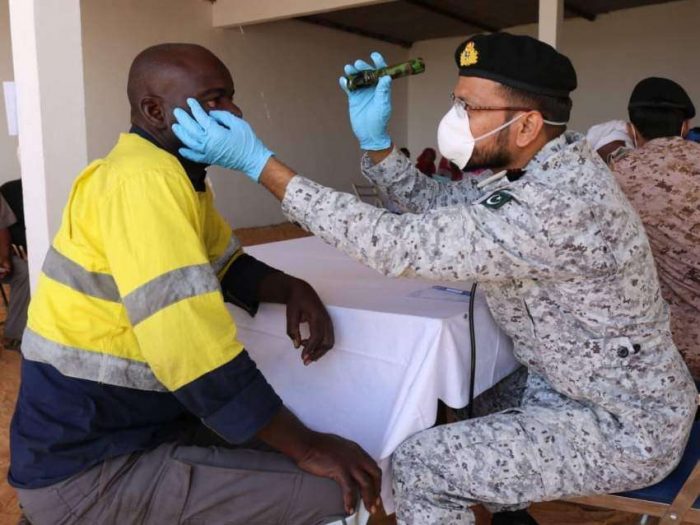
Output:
top-left (629, 106), bottom-right (686, 140)
top-left (499, 85), bottom-right (572, 124)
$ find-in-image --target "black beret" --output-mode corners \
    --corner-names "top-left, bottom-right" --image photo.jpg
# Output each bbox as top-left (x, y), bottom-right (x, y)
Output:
top-left (454, 32), bottom-right (577, 98)
top-left (628, 77), bottom-right (695, 119)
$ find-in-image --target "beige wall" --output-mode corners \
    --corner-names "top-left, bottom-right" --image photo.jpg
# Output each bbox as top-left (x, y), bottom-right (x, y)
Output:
top-left (0, 0), bottom-right (18, 185)
top-left (407, 0), bottom-right (700, 157)
top-left (0, 0), bottom-right (407, 228)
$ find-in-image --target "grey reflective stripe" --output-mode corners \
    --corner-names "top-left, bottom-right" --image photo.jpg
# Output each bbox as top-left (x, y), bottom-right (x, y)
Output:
top-left (123, 264), bottom-right (220, 326)
top-left (212, 235), bottom-right (242, 275)
top-left (22, 328), bottom-right (167, 392)
top-left (43, 247), bottom-right (120, 302)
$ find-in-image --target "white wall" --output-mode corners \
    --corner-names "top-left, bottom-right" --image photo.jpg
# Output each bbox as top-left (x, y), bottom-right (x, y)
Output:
top-left (407, 0), bottom-right (700, 157)
top-left (80, 0), bottom-right (408, 229)
top-left (0, 0), bottom-right (19, 185)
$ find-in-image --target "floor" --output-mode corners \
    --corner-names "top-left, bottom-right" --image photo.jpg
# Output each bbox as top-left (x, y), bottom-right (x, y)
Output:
top-left (0, 223), bottom-right (650, 524)
top-left (0, 321), bottom-right (21, 524)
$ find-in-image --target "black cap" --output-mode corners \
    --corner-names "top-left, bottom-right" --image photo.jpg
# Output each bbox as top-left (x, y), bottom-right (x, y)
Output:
top-left (454, 33), bottom-right (577, 98)
top-left (628, 77), bottom-right (695, 119)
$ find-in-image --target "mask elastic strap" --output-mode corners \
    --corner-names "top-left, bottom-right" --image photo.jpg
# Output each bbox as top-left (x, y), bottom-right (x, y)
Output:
top-left (473, 113), bottom-right (526, 143)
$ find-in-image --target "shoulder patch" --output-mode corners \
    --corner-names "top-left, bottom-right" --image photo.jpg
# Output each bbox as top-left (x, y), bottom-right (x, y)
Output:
top-left (482, 190), bottom-right (514, 210)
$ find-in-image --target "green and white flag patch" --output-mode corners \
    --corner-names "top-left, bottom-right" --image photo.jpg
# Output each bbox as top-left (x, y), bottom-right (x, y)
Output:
top-left (482, 190), bottom-right (514, 210)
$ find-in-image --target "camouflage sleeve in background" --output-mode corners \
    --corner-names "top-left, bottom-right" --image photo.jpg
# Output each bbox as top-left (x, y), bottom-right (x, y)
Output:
top-left (281, 175), bottom-right (615, 283)
top-left (611, 137), bottom-right (700, 377)
top-left (360, 149), bottom-right (486, 213)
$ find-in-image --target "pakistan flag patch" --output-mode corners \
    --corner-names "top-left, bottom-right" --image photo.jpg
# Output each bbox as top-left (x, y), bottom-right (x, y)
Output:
top-left (482, 190), bottom-right (514, 210)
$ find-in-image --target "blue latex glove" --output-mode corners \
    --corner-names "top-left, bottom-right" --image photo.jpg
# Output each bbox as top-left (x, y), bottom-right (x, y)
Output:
top-left (172, 98), bottom-right (274, 182)
top-left (339, 52), bottom-right (392, 151)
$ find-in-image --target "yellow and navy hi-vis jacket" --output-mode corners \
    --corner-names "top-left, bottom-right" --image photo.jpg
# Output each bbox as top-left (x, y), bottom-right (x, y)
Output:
top-left (9, 130), bottom-right (282, 489)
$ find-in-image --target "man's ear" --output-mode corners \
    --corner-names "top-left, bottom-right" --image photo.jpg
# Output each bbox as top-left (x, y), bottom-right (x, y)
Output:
top-left (514, 111), bottom-right (544, 148)
top-left (681, 119), bottom-right (690, 138)
top-left (139, 96), bottom-right (167, 130)
top-left (627, 122), bottom-right (640, 147)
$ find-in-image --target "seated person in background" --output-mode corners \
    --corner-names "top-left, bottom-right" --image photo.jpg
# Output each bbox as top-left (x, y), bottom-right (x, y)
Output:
top-left (10, 43), bottom-right (380, 525)
top-left (0, 191), bottom-right (16, 284)
top-left (585, 119), bottom-right (633, 164)
top-left (611, 76), bottom-right (700, 378)
top-left (415, 147), bottom-right (437, 177)
top-left (0, 179), bottom-right (29, 349)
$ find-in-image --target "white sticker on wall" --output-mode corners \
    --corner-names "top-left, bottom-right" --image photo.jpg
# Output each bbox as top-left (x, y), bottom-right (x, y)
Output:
top-left (3, 81), bottom-right (18, 136)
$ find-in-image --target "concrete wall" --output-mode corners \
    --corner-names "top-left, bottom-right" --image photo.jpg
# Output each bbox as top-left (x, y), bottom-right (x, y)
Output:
top-left (407, 0), bottom-right (700, 156)
top-left (0, 0), bottom-right (407, 229)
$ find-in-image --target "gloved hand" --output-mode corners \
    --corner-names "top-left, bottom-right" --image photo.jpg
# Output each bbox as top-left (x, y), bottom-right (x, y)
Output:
top-left (339, 52), bottom-right (392, 151)
top-left (172, 98), bottom-right (274, 182)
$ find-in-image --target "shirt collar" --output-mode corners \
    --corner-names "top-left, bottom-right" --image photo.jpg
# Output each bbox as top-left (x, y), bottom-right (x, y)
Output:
top-left (643, 135), bottom-right (688, 148)
top-left (525, 132), bottom-right (571, 173)
top-left (129, 125), bottom-right (208, 192)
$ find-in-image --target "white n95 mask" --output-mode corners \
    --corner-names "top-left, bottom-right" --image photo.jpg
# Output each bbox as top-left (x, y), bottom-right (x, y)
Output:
top-left (437, 105), bottom-right (568, 169)
top-left (437, 106), bottom-right (524, 170)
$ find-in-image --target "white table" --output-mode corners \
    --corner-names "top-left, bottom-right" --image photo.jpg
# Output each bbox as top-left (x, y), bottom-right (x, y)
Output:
top-left (228, 236), bottom-right (518, 514)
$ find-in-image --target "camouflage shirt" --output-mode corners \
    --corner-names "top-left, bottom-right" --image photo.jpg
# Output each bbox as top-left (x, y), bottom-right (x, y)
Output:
top-left (360, 151), bottom-right (488, 213)
top-left (611, 137), bottom-right (700, 377)
top-left (282, 132), bottom-right (696, 463)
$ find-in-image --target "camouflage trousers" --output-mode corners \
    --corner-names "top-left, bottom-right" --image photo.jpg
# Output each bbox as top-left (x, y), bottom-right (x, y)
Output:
top-left (392, 372), bottom-right (680, 525)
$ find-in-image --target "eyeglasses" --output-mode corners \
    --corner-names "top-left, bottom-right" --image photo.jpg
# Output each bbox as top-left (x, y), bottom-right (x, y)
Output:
top-left (450, 93), bottom-right (532, 117)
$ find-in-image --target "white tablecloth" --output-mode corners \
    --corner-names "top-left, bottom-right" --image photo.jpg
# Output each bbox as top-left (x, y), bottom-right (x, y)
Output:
top-left (228, 236), bottom-right (519, 513)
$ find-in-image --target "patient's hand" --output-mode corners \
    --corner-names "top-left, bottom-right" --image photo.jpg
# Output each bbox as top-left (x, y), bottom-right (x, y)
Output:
top-left (285, 279), bottom-right (335, 365)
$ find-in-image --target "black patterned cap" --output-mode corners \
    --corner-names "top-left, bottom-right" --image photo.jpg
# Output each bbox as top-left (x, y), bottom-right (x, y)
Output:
top-left (628, 77), bottom-right (695, 119)
top-left (454, 32), bottom-right (577, 98)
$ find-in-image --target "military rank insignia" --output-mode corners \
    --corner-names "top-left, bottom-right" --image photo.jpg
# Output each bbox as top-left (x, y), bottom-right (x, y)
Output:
top-left (460, 42), bottom-right (479, 67)
top-left (482, 190), bottom-right (514, 210)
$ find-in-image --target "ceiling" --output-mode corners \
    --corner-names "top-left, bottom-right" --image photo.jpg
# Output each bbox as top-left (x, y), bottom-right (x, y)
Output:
top-left (298, 0), bottom-right (681, 47)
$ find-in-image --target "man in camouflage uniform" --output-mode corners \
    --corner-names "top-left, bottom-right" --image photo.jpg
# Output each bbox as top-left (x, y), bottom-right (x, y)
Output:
top-left (610, 77), bottom-right (700, 379)
top-left (171, 33), bottom-right (697, 525)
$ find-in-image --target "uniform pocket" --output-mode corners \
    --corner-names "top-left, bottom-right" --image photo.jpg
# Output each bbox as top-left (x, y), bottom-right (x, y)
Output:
top-left (143, 457), bottom-right (192, 525)
top-left (603, 336), bottom-right (638, 366)
top-left (581, 336), bottom-right (637, 371)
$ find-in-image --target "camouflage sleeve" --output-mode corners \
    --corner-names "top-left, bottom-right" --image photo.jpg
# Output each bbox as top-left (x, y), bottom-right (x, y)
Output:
top-left (360, 149), bottom-right (486, 213)
top-left (281, 176), bottom-right (616, 282)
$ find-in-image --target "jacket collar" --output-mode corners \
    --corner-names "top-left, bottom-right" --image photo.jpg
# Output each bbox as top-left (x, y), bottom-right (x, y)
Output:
top-left (129, 125), bottom-right (208, 192)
